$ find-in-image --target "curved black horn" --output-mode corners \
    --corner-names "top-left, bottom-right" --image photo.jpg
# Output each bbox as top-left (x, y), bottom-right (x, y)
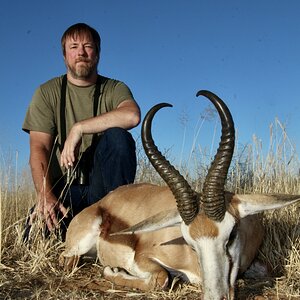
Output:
top-left (142, 103), bottom-right (199, 225)
top-left (196, 90), bottom-right (235, 222)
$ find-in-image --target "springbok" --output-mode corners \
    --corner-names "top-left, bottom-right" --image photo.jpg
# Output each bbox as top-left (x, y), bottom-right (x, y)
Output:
top-left (60, 90), bottom-right (300, 300)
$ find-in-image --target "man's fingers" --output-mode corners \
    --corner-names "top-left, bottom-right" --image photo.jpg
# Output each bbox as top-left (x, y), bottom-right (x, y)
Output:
top-left (36, 199), bottom-right (67, 231)
top-left (29, 209), bottom-right (37, 225)
top-left (45, 216), bottom-right (54, 232)
top-left (50, 212), bottom-right (59, 227)
top-left (42, 204), bottom-right (57, 231)
top-left (44, 210), bottom-right (59, 231)
top-left (61, 155), bottom-right (75, 168)
top-left (60, 143), bottom-right (76, 168)
top-left (59, 204), bottom-right (69, 218)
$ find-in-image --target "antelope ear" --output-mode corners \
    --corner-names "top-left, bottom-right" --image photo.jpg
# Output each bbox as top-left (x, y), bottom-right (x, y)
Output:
top-left (110, 209), bottom-right (182, 236)
top-left (233, 194), bottom-right (300, 218)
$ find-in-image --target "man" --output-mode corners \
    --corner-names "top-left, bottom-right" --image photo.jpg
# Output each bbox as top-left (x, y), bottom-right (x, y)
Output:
top-left (23, 23), bottom-right (140, 237)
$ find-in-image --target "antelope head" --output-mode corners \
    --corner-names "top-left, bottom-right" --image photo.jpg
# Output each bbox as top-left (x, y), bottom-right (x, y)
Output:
top-left (118, 90), bottom-right (300, 300)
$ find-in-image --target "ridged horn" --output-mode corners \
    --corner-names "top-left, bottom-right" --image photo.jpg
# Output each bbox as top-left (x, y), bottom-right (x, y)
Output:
top-left (142, 103), bottom-right (199, 225)
top-left (196, 90), bottom-right (235, 222)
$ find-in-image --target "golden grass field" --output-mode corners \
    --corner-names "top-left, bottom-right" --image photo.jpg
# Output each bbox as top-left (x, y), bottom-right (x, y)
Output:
top-left (1, 121), bottom-right (299, 300)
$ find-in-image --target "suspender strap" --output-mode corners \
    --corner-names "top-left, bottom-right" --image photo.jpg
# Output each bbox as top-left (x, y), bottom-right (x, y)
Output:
top-left (60, 75), bottom-right (68, 151)
top-left (60, 74), bottom-right (102, 151)
top-left (93, 75), bottom-right (102, 117)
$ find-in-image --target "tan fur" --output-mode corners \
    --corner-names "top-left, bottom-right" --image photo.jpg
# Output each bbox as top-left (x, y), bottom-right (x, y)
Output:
top-left (226, 193), bottom-right (240, 220)
top-left (60, 182), bottom-right (299, 296)
top-left (189, 212), bottom-right (219, 240)
top-left (96, 184), bottom-right (201, 281)
top-left (61, 184), bottom-right (201, 290)
top-left (228, 195), bottom-right (264, 273)
top-left (238, 215), bottom-right (264, 273)
top-left (61, 184), bottom-right (260, 280)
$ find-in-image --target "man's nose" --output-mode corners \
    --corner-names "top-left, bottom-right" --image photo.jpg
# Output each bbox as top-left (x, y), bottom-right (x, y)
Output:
top-left (78, 45), bottom-right (86, 56)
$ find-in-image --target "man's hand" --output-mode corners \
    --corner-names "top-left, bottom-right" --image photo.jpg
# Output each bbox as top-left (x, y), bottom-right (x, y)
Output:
top-left (32, 191), bottom-right (68, 231)
top-left (29, 131), bottom-right (69, 231)
top-left (60, 123), bottom-right (83, 168)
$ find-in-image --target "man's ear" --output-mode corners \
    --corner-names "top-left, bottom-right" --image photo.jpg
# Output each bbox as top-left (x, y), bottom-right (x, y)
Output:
top-left (233, 194), bottom-right (300, 218)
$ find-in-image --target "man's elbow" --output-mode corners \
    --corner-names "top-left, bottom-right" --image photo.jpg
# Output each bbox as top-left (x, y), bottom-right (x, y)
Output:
top-left (118, 100), bottom-right (141, 129)
top-left (124, 110), bottom-right (140, 130)
top-left (130, 109), bottom-right (141, 128)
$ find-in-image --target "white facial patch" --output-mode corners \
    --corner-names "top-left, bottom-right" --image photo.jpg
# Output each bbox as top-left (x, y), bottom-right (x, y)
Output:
top-left (181, 212), bottom-right (239, 299)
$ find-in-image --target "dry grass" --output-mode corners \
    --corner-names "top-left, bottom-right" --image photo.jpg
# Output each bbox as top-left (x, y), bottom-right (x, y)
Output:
top-left (1, 119), bottom-right (299, 299)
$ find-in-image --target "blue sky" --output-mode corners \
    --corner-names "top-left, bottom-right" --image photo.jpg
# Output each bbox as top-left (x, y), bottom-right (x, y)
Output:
top-left (1, 0), bottom-right (300, 170)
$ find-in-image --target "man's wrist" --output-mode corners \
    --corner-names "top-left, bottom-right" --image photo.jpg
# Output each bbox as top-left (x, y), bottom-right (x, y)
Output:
top-left (73, 122), bottom-right (84, 136)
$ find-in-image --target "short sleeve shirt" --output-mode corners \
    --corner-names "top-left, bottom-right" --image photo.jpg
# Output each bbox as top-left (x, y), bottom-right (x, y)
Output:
top-left (23, 74), bottom-right (135, 180)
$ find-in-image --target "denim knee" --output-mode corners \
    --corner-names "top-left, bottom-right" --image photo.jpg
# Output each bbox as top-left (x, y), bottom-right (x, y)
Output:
top-left (87, 127), bottom-right (137, 204)
top-left (100, 127), bottom-right (136, 156)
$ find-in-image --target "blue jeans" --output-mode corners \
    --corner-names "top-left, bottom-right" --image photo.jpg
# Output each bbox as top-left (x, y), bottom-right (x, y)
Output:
top-left (61, 127), bottom-right (136, 215)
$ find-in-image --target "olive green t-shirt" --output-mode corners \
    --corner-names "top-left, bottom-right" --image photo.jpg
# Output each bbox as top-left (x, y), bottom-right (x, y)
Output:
top-left (23, 74), bottom-right (135, 181)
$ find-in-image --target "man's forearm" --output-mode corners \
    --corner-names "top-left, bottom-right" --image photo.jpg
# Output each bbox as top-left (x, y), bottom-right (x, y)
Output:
top-left (29, 145), bottom-right (68, 230)
top-left (77, 100), bottom-right (141, 135)
top-left (29, 148), bottom-right (53, 196)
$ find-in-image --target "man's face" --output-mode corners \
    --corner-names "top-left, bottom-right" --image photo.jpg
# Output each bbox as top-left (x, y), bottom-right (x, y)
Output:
top-left (64, 33), bottom-right (99, 80)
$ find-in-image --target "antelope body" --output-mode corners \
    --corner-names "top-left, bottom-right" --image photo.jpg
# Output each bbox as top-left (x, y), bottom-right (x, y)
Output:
top-left (60, 91), bottom-right (300, 300)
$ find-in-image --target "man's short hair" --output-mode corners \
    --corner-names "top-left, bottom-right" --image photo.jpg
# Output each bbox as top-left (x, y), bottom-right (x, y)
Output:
top-left (61, 23), bottom-right (101, 56)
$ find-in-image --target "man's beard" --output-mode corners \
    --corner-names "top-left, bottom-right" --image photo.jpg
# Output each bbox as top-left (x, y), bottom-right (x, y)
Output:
top-left (66, 58), bottom-right (98, 80)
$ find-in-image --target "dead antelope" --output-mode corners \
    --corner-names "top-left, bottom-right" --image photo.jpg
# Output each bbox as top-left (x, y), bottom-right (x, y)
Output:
top-left (60, 90), bottom-right (300, 300)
